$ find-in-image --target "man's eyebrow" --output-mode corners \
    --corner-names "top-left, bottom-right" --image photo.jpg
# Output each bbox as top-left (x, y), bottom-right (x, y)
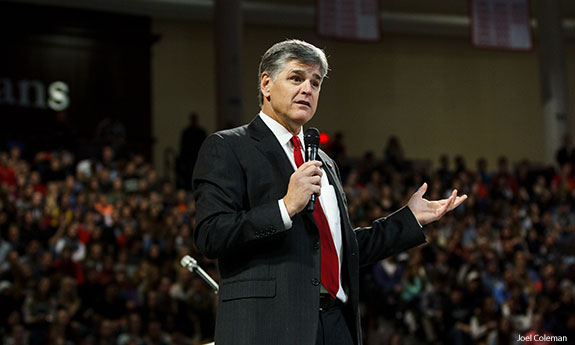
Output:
top-left (290, 69), bottom-right (322, 81)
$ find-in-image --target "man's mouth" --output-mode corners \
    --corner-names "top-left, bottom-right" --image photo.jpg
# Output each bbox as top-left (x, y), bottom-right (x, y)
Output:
top-left (295, 100), bottom-right (311, 107)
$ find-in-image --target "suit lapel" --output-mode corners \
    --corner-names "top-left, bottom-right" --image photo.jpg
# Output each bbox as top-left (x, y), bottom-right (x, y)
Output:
top-left (248, 116), bottom-right (294, 187)
top-left (317, 151), bottom-right (345, 201)
top-left (248, 116), bottom-right (320, 225)
top-left (318, 150), bottom-right (354, 237)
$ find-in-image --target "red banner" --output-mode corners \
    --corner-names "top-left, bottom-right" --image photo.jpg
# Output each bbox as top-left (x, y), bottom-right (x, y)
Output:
top-left (471, 0), bottom-right (533, 50)
top-left (317, 0), bottom-right (381, 42)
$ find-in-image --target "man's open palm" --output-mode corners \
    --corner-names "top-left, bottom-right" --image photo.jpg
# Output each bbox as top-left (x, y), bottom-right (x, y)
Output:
top-left (407, 183), bottom-right (467, 226)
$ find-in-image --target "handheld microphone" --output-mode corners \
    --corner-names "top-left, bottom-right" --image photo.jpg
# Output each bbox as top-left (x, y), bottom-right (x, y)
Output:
top-left (304, 128), bottom-right (321, 212)
top-left (180, 255), bottom-right (219, 294)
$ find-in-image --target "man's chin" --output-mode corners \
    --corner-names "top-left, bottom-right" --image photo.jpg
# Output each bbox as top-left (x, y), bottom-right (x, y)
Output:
top-left (291, 111), bottom-right (314, 124)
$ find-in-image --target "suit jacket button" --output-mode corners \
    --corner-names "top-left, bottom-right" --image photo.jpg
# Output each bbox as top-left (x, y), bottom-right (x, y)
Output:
top-left (311, 278), bottom-right (320, 286)
top-left (313, 242), bottom-right (320, 250)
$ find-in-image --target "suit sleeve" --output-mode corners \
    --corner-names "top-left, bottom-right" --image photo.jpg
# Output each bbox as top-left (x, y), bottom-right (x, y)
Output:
top-left (192, 134), bottom-right (287, 259)
top-left (329, 158), bottom-right (426, 267)
top-left (355, 206), bottom-right (426, 267)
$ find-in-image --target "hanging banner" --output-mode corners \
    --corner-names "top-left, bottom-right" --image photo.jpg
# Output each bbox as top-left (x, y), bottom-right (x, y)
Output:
top-left (471, 0), bottom-right (532, 50)
top-left (317, 0), bottom-right (381, 41)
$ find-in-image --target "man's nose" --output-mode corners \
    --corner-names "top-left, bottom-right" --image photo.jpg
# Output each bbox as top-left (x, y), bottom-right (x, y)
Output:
top-left (300, 80), bottom-right (312, 94)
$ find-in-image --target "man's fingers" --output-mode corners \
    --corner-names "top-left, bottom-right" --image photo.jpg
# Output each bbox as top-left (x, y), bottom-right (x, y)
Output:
top-left (439, 191), bottom-right (456, 217)
top-left (310, 175), bottom-right (322, 186)
top-left (433, 191), bottom-right (467, 217)
top-left (448, 190), bottom-right (457, 208)
top-left (450, 195), bottom-right (468, 210)
top-left (313, 185), bottom-right (321, 196)
top-left (442, 190), bottom-right (467, 212)
top-left (299, 162), bottom-right (323, 177)
top-left (312, 167), bottom-right (323, 177)
top-left (299, 160), bottom-right (322, 169)
top-left (285, 161), bottom-right (325, 215)
top-left (434, 191), bottom-right (455, 208)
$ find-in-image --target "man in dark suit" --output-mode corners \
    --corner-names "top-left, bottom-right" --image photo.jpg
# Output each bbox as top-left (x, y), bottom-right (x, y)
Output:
top-left (192, 39), bottom-right (466, 345)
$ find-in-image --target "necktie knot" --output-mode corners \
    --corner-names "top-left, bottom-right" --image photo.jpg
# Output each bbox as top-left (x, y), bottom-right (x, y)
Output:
top-left (291, 136), bottom-right (302, 150)
top-left (291, 136), bottom-right (304, 168)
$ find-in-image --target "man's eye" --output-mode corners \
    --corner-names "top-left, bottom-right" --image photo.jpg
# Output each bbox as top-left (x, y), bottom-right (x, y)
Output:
top-left (291, 76), bottom-right (301, 82)
top-left (312, 81), bottom-right (320, 88)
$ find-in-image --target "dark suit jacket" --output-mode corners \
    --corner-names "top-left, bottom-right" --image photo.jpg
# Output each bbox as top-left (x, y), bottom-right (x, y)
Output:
top-left (192, 116), bottom-right (426, 345)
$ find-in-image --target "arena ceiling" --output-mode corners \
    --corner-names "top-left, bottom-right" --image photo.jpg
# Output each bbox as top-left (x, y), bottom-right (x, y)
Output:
top-left (4, 0), bottom-right (575, 22)
top-left (2, 0), bottom-right (575, 40)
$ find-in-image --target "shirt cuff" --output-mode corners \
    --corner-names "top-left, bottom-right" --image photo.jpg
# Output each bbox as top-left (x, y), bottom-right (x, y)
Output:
top-left (278, 199), bottom-right (293, 230)
top-left (405, 205), bottom-right (423, 228)
top-left (415, 218), bottom-right (423, 228)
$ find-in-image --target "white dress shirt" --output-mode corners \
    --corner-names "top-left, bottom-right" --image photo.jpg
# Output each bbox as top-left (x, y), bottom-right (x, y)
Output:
top-left (259, 111), bottom-right (348, 302)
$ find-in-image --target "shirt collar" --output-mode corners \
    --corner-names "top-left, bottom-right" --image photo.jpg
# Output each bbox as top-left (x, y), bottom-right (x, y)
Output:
top-left (258, 111), bottom-right (304, 148)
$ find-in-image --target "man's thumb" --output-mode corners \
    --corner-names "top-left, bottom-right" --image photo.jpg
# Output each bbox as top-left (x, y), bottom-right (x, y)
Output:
top-left (416, 182), bottom-right (428, 196)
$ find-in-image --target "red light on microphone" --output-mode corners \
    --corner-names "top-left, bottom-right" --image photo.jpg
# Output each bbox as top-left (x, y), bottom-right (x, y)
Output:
top-left (320, 132), bottom-right (330, 144)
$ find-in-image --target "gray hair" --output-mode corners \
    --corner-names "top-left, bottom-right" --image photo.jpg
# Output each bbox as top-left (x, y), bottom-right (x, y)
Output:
top-left (258, 39), bottom-right (329, 107)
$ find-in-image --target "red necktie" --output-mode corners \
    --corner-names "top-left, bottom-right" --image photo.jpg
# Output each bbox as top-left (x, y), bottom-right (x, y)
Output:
top-left (291, 136), bottom-right (339, 298)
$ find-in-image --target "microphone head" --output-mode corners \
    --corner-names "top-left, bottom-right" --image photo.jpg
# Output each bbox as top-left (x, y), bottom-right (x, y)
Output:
top-left (304, 128), bottom-right (320, 147)
top-left (180, 255), bottom-right (197, 269)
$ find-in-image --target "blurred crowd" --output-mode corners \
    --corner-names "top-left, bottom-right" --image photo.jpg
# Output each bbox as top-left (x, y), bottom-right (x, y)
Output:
top-left (334, 136), bottom-right (575, 345)
top-left (0, 146), bottom-right (215, 345)
top-left (0, 135), bottom-right (574, 345)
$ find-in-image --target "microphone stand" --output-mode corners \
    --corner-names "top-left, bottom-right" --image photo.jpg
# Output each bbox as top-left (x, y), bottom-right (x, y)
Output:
top-left (181, 256), bottom-right (218, 345)
top-left (180, 255), bottom-right (219, 294)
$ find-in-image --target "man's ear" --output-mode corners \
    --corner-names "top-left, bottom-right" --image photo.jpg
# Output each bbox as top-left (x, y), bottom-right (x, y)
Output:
top-left (260, 72), bottom-right (272, 100)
